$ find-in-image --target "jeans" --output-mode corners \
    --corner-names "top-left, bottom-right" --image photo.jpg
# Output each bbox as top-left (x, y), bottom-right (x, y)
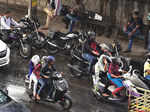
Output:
top-left (124, 26), bottom-right (141, 50)
top-left (29, 73), bottom-right (38, 97)
top-left (82, 53), bottom-right (96, 73)
top-left (66, 14), bottom-right (78, 33)
top-left (145, 75), bottom-right (150, 80)
top-left (37, 78), bottom-right (47, 96)
top-left (47, 79), bottom-right (53, 98)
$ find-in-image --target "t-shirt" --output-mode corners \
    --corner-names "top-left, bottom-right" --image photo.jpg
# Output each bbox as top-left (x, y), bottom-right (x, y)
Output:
top-left (129, 17), bottom-right (143, 31)
top-left (83, 39), bottom-right (103, 56)
top-left (108, 63), bottom-right (120, 75)
top-left (144, 61), bottom-right (150, 77)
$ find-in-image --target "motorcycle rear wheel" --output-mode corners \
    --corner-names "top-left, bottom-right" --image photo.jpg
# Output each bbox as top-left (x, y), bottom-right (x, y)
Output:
top-left (20, 44), bottom-right (31, 59)
top-left (59, 95), bottom-right (72, 110)
top-left (47, 40), bottom-right (59, 54)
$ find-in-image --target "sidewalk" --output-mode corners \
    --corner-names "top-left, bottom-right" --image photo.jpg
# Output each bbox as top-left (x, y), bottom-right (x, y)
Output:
top-left (43, 17), bottom-right (147, 59)
top-left (0, 4), bottom-right (147, 59)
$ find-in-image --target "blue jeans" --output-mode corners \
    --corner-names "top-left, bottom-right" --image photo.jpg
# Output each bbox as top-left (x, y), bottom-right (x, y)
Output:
top-left (82, 53), bottom-right (96, 73)
top-left (145, 75), bottom-right (150, 80)
top-left (124, 26), bottom-right (141, 50)
top-left (107, 73), bottom-right (123, 88)
top-left (37, 78), bottom-right (47, 96)
top-left (66, 14), bottom-right (78, 33)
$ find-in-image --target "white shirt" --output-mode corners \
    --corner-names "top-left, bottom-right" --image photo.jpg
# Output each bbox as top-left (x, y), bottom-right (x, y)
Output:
top-left (0, 16), bottom-right (20, 30)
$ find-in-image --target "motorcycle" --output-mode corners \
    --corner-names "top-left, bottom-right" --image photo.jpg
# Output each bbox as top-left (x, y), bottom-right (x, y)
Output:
top-left (19, 15), bottom-right (40, 33)
top-left (25, 72), bottom-right (72, 110)
top-left (92, 65), bottom-right (142, 103)
top-left (24, 30), bottom-right (47, 50)
top-left (19, 15), bottom-right (46, 49)
top-left (68, 32), bottom-right (122, 77)
top-left (0, 28), bottom-right (31, 58)
top-left (46, 31), bottom-right (79, 54)
top-left (99, 40), bottom-right (122, 57)
top-left (124, 66), bottom-right (150, 90)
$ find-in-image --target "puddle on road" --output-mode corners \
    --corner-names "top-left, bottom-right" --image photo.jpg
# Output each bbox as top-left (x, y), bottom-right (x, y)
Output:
top-left (7, 84), bottom-right (30, 102)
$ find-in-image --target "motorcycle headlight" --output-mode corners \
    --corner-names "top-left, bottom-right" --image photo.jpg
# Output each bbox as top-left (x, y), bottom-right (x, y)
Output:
top-left (23, 34), bottom-right (27, 38)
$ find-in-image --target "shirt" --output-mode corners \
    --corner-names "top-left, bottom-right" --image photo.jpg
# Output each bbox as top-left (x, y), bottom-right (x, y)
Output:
top-left (40, 63), bottom-right (56, 78)
top-left (0, 16), bottom-right (20, 29)
top-left (129, 17), bottom-right (143, 31)
top-left (144, 61), bottom-right (150, 77)
top-left (108, 63), bottom-right (120, 76)
top-left (33, 64), bottom-right (41, 80)
top-left (83, 39), bottom-right (103, 56)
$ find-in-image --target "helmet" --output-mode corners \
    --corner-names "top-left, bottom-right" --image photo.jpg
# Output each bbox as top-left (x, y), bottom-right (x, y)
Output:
top-left (31, 55), bottom-right (40, 66)
top-left (110, 57), bottom-right (119, 64)
top-left (87, 31), bottom-right (96, 40)
top-left (145, 53), bottom-right (150, 61)
top-left (47, 56), bottom-right (55, 63)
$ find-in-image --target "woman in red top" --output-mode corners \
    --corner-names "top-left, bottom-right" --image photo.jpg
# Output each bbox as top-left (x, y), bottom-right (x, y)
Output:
top-left (107, 58), bottom-right (124, 98)
top-left (28, 55), bottom-right (40, 98)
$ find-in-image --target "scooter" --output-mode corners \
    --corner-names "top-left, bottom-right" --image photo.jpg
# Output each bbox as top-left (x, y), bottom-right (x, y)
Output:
top-left (25, 72), bottom-right (72, 110)
top-left (92, 66), bottom-right (142, 103)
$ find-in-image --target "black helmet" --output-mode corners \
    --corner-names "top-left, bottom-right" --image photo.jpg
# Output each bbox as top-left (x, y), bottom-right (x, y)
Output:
top-left (110, 57), bottom-right (119, 64)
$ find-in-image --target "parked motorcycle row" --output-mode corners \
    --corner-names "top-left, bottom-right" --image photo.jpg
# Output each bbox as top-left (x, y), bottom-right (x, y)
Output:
top-left (1, 15), bottom-right (150, 111)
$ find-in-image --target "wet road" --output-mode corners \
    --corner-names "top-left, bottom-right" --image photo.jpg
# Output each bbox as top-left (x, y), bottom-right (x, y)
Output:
top-left (0, 49), bottom-right (128, 112)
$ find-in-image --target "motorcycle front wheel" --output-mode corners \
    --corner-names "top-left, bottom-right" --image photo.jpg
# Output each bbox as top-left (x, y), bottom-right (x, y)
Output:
top-left (69, 58), bottom-right (83, 77)
top-left (59, 95), bottom-right (72, 110)
top-left (20, 44), bottom-right (31, 59)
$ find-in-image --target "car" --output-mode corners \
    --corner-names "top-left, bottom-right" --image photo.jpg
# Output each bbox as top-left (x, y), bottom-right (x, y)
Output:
top-left (0, 40), bottom-right (10, 67)
top-left (0, 89), bottom-right (31, 112)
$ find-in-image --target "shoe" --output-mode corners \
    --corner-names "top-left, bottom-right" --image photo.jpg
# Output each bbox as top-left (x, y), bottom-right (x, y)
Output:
top-left (123, 49), bottom-right (131, 53)
top-left (108, 95), bottom-right (120, 100)
top-left (102, 93), bottom-right (109, 97)
top-left (47, 96), bottom-right (54, 102)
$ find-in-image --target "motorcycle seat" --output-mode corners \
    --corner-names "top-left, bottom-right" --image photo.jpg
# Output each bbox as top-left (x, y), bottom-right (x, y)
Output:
top-left (55, 32), bottom-right (66, 37)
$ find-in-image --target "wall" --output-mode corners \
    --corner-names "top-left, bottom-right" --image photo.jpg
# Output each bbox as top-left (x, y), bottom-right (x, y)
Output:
top-left (0, 0), bottom-right (150, 28)
top-left (63, 0), bottom-right (150, 28)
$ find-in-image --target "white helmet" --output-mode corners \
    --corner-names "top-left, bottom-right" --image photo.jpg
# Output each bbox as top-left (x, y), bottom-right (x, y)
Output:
top-left (87, 31), bottom-right (96, 40)
top-left (31, 55), bottom-right (40, 66)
